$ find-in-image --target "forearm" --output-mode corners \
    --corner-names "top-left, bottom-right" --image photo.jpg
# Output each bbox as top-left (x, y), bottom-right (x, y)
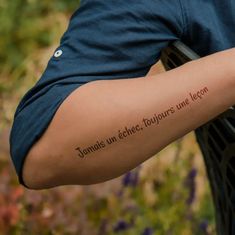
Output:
top-left (33, 47), bottom-right (235, 188)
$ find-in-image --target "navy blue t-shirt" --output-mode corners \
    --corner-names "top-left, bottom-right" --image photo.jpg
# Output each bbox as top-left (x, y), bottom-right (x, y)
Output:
top-left (9, 0), bottom-right (235, 187)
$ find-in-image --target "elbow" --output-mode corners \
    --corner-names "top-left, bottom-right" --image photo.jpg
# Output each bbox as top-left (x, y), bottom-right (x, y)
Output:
top-left (21, 141), bottom-right (110, 189)
top-left (21, 149), bottom-right (58, 190)
top-left (21, 149), bottom-right (97, 190)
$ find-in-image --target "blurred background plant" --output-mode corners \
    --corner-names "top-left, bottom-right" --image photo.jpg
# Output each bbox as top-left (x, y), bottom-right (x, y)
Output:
top-left (0, 0), bottom-right (216, 234)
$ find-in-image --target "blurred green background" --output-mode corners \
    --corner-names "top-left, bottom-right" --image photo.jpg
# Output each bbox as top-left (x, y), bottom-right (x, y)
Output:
top-left (0, 0), bottom-right (216, 234)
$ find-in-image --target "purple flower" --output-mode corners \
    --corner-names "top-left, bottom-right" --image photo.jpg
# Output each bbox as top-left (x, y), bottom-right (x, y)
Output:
top-left (184, 168), bottom-right (197, 205)
top-left (122, 167), bottom-right (140, 187)
top-left (113, 220), bottom-right (130, 233)
top-left (189, 168), bottom-right (197, 178)
top-left (131, 171), bottom-right (139, 186)
top-left (122, 171), bottom-right (132, 186)
top-left (199, 219), bottom-right (209, 233)
top-left (142, 227), bottom-right (154, 235)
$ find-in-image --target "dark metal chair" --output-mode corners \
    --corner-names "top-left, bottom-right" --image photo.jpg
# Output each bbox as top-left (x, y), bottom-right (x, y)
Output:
top-left (160, 41), bottom-right (235, 235)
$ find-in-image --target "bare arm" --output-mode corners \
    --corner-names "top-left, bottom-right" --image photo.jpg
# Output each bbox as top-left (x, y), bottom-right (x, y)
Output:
top-left (23, 47), bottom-right (235, 189)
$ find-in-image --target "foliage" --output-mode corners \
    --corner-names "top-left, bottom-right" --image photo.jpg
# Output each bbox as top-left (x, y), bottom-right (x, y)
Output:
top-left (0, 0), bottom-right (79, 128)
top-left (0, 134), bottom-right (216, 235)
top-left (0, 0), bottom-right (79, 70)
top-left (0, 1), bottom-right (216, 234)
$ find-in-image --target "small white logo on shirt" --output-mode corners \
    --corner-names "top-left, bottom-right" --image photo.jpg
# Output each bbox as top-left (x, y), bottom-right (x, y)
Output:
top-left (54, 49), bottom-right (63, 58)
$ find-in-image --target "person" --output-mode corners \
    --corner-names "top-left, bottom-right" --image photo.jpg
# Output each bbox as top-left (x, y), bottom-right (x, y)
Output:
top-left (9, 0), bottom-right (235, 190)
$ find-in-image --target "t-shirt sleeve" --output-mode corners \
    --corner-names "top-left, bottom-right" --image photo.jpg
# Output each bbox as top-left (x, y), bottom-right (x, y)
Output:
top-left (14, 0), bottom-right (184, 116)
top-left (9, 0), bottom-right (185, 188)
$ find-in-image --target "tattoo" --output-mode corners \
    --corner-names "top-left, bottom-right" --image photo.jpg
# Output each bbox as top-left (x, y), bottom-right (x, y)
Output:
top-left (75, 86), bottom-right (209, 158)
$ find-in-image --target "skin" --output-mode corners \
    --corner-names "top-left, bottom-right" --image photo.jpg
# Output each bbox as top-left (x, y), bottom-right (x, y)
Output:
top-left (22, 47), bottom-right (235, 190)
